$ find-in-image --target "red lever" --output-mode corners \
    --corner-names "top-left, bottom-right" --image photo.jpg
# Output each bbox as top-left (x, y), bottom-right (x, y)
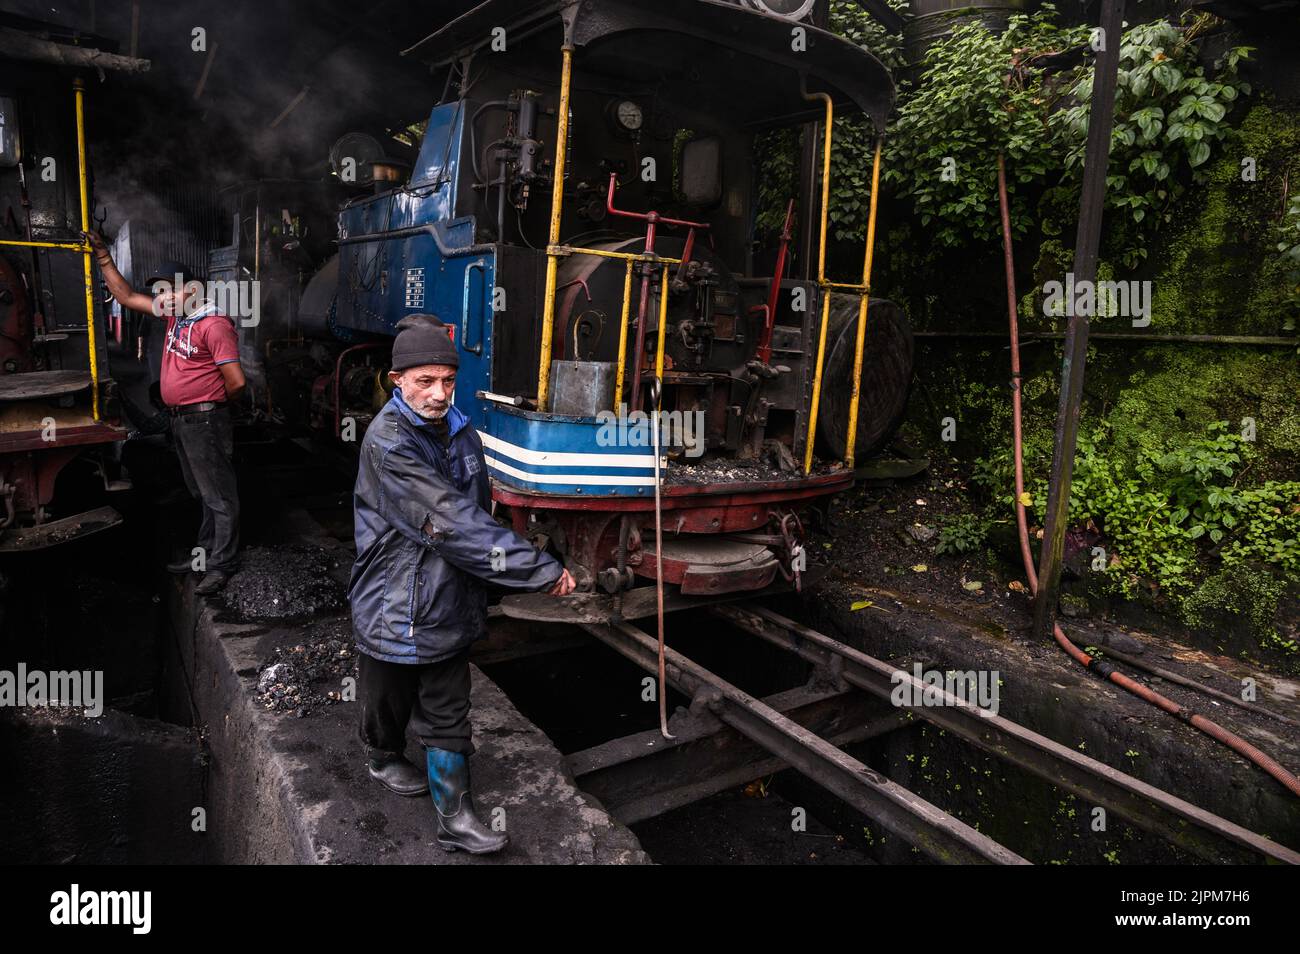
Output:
top-left (756, 199), bottom-right (796, 365)
top-left (606, 174), bottom-right (711, 233)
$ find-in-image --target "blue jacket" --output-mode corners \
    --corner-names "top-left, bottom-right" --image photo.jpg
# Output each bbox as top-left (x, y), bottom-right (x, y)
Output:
top-left (348, 390), bottom-right (563, 663)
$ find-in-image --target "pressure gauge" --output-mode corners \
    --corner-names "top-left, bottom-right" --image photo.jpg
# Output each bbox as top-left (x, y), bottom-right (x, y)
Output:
top-left (613, 100), bottom-right (643, 133)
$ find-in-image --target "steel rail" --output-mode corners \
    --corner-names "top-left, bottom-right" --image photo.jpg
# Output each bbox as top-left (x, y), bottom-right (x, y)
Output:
top-left (710, 603), bottom-right (1300, 865)
top-left (579, 618), bottom-right (1029, 864)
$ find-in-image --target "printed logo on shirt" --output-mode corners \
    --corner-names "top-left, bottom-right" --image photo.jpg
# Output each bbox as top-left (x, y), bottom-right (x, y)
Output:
top-left (165, 303), bottom-right (233, 362)
top-left (464, 454), bottom-right (481, 476)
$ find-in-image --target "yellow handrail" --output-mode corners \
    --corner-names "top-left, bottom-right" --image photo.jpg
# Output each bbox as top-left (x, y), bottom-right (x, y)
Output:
top-left (613, 258), bottom-right (633, 409)
top-left (844, 137), bottom-right (883, 469)
top-left (0, 238), bottom-right (89, 251)
top-left (654, 266), bottom-right (669, 381)
top-left (535, 45), bottom-right (574, 411)
top-left (74, 78), bottom-right (101, 422)
top-left (799, 89), bottom-right (883, 473)
top-left (547, 244), bottom-right (684, 267)
top-left (802, 91), bottom-right (834, 474)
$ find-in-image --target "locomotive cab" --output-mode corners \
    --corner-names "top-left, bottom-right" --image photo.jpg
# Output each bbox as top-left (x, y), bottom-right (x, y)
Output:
top-left (327, 0), bottom-right (911, 599)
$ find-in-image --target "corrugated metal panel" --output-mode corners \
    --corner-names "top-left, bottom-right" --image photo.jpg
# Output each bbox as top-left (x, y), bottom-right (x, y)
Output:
top-left (108, 183), bottom-right (228, 294)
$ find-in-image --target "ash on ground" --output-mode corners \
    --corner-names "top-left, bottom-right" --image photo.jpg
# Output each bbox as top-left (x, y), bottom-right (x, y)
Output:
top-left (255, 618), bottom-right (357, 717)
top-left (221, 545), bottom-right (346, 621)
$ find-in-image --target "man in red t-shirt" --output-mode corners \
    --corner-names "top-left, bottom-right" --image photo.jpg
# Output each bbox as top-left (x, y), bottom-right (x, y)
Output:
top-left (85, 231), bottom-right (246, 595)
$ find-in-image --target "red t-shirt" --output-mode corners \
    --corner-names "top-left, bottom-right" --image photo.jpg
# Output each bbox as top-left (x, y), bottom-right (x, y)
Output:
top-left (160, 306), bottom-right (240, 406)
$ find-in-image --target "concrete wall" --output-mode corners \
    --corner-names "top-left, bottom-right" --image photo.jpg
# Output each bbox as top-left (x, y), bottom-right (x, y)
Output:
top-left (0, 706), bottom-right (210, 864)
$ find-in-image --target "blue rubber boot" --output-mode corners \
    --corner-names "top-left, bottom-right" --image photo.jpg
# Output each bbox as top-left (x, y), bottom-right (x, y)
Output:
top-left (426, 748), bottom-right (508, 854)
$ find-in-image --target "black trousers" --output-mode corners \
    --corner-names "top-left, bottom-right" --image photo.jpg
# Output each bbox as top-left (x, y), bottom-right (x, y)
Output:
top-left (172, 407), bottom-right (240, 571)
top-left (358, 649), bottom-right (474, 758)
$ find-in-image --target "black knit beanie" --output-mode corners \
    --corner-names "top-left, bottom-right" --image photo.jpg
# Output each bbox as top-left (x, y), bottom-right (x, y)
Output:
top-left (391, 314), bottom-right (460, 370)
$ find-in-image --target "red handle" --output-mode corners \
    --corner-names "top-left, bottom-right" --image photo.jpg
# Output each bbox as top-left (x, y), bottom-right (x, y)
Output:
top-left (606, 174), bottom-right (710, 230)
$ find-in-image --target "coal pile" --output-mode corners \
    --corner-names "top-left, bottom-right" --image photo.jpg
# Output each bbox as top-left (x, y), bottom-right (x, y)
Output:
top-left (255, 619), bottom-right (357, 717)
top-left (221, 545), bottom-right (346, 621)
top-left (663, 453), bottom-right (818, 486)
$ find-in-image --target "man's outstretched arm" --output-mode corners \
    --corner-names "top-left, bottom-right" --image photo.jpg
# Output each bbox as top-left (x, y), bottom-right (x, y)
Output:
top-left (369, 439), bottom-right (571, 593)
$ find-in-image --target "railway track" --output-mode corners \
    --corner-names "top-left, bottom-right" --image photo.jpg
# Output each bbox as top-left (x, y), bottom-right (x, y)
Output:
top-left (558, 600), bottom-right (1300, 866)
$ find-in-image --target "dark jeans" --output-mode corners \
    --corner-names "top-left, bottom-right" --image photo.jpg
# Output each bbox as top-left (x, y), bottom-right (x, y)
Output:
top-left (172, 407), bottom-right (240, 572)
top-left (358, 649), bottom-right (474, 758)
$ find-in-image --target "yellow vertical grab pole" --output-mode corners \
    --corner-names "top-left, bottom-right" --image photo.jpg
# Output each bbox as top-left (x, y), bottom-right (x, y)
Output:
top-left (843, 136), bottom-right (883, 470)
top-left (73, 78), bottom-right (100, 422)
top-left (653, 265), bottom-right (669, 381)
top-left (613, 257), bottom-right (634, 410)
top-left (535, 45), bottom-right (574, 411)
top-left (801, 91), bottom-right (834, 474)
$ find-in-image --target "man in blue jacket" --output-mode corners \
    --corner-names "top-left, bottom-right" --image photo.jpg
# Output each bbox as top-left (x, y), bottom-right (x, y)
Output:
top-left (349, 314), bottom-right (574, 855)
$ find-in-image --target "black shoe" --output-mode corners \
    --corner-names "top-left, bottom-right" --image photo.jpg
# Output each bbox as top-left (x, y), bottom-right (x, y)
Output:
top-left (194, 569), bottom-right (231, 596)
top-left (426, 748), bottom-right (508, 854)
top-left (167, 557), bottom-right (198, 574)
top-left (368, 756), bottom-right (430, 797)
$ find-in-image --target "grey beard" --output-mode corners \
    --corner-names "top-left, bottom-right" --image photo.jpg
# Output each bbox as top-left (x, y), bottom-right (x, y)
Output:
top-left (413, 403), bottom-right (449, 420)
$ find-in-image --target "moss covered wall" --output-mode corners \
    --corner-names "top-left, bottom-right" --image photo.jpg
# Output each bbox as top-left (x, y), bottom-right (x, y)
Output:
top-left (1145, 101), bottom-right (1300, 335)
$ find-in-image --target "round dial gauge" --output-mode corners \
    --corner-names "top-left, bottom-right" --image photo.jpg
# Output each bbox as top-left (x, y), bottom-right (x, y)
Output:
top-left (615, 100), bottom-right (644, 132)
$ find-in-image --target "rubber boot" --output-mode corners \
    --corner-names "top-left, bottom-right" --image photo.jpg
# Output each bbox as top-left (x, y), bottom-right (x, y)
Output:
top-left (368, 754), bottom-right (429, 797)
top-left (426, 748), bottom-right (508, 854)
top-left (195, 568), bottom-right (231, 595)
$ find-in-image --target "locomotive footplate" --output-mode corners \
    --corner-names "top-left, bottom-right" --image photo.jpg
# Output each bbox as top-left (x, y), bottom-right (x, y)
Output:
top-left (496, 566), bottom-right (826, 624)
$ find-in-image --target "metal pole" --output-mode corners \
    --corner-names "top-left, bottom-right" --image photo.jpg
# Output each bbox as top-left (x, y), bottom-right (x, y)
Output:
top-left (842, 136), bottom-right (883, 469)
top-left (73, 78), bottom-right (100, 422)
top-left (653, 266), bottom-right (669, 380)
top-left (0, 238), bottom-right (87, 251)
top-left (535, 44), bottom-right (574, 410)
top-left (801, 90), bottom-right (833, 474)
top-left (1033, 0), bottom-right (1124, 637)
top-left (612, 258), bottom-right (633, 409)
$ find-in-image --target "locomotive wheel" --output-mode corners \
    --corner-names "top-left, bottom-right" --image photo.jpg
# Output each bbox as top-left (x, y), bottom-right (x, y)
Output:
top-left (815, 296), bottom-right (913, 463)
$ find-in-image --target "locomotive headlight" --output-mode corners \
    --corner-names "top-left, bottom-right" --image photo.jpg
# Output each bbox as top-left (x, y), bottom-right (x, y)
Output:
top-left (613, 100), bottom-right (643, 133)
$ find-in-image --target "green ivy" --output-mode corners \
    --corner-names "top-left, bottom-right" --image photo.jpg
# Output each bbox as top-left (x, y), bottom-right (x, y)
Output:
top-left (884, 7), bottom-right (1090, 248)
top-left (976, 420), bottom-right (1300, 604)
top-left (754, 126), bottom-right (800, 238)
top-left (881, 9), bottom-right (1251, 266)
top-left (829, 0), bottom-right (906, 72)
top-left (1051, 16), bottom-right (1252, 266)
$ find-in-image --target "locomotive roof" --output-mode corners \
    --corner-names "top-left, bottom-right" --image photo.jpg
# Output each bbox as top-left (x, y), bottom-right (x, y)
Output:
top-left (403, 0), bottom-right (895, 130)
